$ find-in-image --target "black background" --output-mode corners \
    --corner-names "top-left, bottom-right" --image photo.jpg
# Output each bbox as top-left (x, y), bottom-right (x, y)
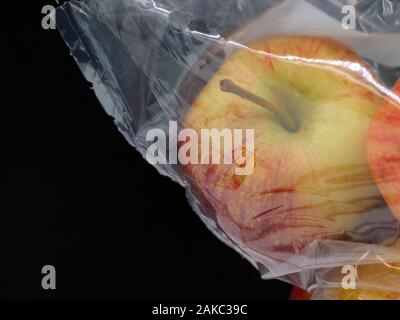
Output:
top-left (1, 1), bottom-right (291, 300)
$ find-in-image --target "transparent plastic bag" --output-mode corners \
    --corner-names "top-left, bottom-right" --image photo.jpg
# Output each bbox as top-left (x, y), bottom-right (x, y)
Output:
top-left (56, 0), bottom-right (400, 298)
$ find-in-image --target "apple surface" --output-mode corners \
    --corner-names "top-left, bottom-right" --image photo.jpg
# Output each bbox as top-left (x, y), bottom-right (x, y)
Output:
top-left (339, 286), bottom-right (400, 300)
top-left (367, 80), bottom-right (400, 222)
top-left (289, 287), bottom-right (312, 300)
top-left (339, 239), bottom-right (400, 300)
top-left (292, 239), bottom-right (400, 300)
top-left (290, 285), bottom-right (400, 300)
top-left (182, 37), bottom-right (383, 258)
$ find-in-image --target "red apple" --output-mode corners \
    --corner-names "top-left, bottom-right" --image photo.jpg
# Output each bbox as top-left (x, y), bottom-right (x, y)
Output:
top-left (182, 37), bottom-right (383, 260)
top-left (289, 287), bottom-right (312, 300)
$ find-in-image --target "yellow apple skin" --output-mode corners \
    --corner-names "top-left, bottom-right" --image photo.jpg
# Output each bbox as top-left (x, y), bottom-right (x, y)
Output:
top-left (182, 37), bottom-right (383, 257)
top-left (291, 283), bottom-right (400, 300)
top-left (297, 240), bottom-right (400, 300)
top-left (339, 239), bottom-right (400, 300)
top-left (339, 288), bottom-right (400, 300)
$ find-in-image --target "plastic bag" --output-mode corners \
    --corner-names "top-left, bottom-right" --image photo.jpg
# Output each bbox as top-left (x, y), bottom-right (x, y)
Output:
top-left (56, 0), bottom-right (400, 299)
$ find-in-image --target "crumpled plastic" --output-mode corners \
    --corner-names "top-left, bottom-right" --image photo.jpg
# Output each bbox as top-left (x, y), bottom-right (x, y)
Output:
top-left (56, 0), bottom-right (400, 299)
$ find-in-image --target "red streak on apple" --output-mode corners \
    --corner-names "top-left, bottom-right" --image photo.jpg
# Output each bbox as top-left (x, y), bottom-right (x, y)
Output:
top-left (367, 80), bottom-right (400, 222)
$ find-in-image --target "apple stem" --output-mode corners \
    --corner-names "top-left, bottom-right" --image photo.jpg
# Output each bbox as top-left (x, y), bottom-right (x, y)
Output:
top-left (220, 79), bottom-right (298, 133)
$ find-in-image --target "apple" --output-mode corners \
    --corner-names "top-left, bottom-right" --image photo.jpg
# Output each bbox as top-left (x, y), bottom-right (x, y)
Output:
top-left (338, 239), bottom-right (400, 300)
top-left (339, 284), bottom-right (400, 300)
top-left (289, 287), bottom-right (312, 300)
top-left (367, 80), bottom-right (400, 222)
top-left (291, 284), bottom-right (400, 300)
top-left (291, 239), bottom-right (400, 300)
top-left (182, 37), bottom-right (383, 259)
top-left (291, 283), bottom-right (400, 300)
